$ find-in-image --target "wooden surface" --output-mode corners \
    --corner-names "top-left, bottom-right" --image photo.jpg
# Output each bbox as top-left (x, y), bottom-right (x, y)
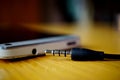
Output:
top-left (0, 23), bottom-right (120, 80)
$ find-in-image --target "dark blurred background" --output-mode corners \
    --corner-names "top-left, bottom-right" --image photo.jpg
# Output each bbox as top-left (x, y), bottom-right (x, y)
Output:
top-left (92, 0), bottom-right (120, 24)
top-left (0, 0), bottom-right (120, 24)
top-left (0, 0), bottom-right (120, 43)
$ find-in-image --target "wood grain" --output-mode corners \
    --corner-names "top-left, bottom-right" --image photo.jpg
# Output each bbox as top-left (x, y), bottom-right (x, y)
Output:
top-left (0, 23), bottom-right (120, 80)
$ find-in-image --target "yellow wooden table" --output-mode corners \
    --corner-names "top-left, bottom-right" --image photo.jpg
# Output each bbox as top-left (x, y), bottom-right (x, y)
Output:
top-left (0, 23), bottom-right (120, 80)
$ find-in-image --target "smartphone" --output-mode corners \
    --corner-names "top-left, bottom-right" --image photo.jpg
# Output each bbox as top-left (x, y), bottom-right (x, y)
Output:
top-left (0, 27), bottom-right (79, 59)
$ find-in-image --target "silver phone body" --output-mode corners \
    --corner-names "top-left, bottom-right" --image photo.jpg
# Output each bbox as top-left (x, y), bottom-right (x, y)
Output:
top-left (0, 35), bottom-right (79, 59)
